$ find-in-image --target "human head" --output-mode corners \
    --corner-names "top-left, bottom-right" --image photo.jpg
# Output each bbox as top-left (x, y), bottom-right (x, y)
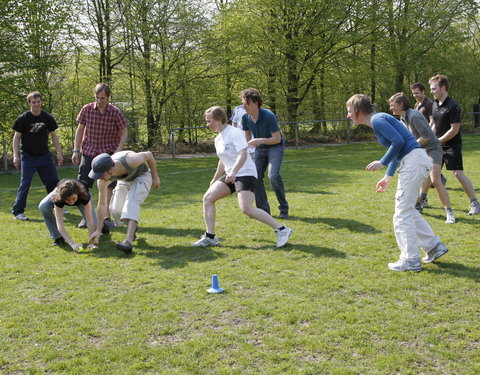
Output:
top-left (94, 83), bottom-right (111, 97)
top-left (410, 82), bottom-right (426, 103)
top-left (346, 94), bottom-right (374, 116)
top-left (240, 88), bottom-right (263, 108)
top-left (428, 74), bottom-right (449, 91)
top-left (204, 106), bottom-right (227, 124)
top-left (52, 179), bottom-right (89, 205)
top-left (88, 153), bottom-right (115, 180)
top-left (388, 92), bottom-right (410, 113)
top-left (27, 91), bottom-right (42, 103)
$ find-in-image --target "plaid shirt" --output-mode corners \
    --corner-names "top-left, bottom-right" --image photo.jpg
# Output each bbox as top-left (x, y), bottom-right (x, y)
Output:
top-left (76, 102), bottom-right (128, 157)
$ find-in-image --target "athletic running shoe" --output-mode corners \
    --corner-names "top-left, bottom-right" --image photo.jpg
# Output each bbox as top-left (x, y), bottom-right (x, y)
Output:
top-left (275, 226), bottom-right (293, 248)
top-left (13, 213), bottom-right (29, 221)
top-left (77, 219), bottom-right (87, 228)
top-left (115, 240), bottom-right (133, 253)
top-left (192, 234), bottom-right (220, 247)
top-left (279, 212), bottom-right (289, 219)
top-left (468, 201), bottom-right (480, 215)
top-left (445, 210), bottom-right (455, 224)
top-left (388, 258), bottom-right (422, 272)
top-left (415, 197), bottom-right (428, 213)
top-left (422, 241), bottom-right (448, 263)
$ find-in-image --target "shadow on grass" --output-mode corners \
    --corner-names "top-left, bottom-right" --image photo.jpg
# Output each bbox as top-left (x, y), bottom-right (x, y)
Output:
top-left (291, 216), bottom-right (380, 233)
top-left (422, 211), bottom-right (479, 225)
top-left (424, 261), bottom-right (480, 281)
top-left (227, 243), bottom-right (345, 258)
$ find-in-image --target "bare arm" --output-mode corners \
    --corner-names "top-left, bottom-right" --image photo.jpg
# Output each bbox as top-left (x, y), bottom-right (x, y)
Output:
top-left (50, 131), bottom-right (63, 166)
top-left (211, 160), bottom-right (225, 185)
top-left (116, 127), bottom-right (128, 152)
top-left (90, 178), bottom-right (109, 242)
top-left (12, 132), bottom-right (21, 169)
top-left (72, 123), bottom-right (85, 165)
top-left (438, 122), bottom-right (460, 144)
top-left (225, 148), bottom-right (247, 184)
top-left (54, 206), bottom-right (78, 250)
top-left (248, 131), bottom-right (281, 147)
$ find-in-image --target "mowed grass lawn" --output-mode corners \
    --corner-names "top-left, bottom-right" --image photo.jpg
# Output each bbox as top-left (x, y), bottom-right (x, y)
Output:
top-left (1, 134), bottom-right (480, 374)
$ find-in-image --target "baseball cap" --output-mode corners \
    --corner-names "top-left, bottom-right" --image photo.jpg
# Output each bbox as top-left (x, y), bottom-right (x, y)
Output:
top-left (88, 153), bottom-right (115, 180)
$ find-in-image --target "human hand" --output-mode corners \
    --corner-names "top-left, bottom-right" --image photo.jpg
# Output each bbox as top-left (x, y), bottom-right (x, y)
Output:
top-left (366, 160), bottom-right (385, 171)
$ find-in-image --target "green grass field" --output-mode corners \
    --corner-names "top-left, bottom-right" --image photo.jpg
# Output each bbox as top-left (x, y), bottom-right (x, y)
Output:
top-left (1, 135), bottom-right (480, 374)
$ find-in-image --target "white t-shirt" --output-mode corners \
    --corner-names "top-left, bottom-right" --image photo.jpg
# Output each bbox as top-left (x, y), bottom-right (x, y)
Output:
top-left (231, 105), bottom-right (255, 154)
top-left (215, 125), bottom-right (258, 178)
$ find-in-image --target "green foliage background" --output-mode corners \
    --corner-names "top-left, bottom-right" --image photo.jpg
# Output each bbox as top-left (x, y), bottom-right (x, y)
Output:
top-left (1, 0), bottom-right (480, 152)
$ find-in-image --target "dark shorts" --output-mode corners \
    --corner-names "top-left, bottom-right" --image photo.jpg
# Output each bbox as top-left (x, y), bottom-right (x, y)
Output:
top-left (219, 175), bottom-right (257, 194)
top-left (442, 143), bottom-right (463, 171)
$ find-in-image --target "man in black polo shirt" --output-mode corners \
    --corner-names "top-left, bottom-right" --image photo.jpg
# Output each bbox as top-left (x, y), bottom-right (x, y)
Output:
top-left (429, 74), bottom-right (480, 215)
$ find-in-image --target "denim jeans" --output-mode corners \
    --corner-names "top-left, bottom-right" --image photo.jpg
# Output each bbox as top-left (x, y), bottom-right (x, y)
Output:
top-left (12, 152), bottom-right (59, 216)
top-left (38, 190), bottom-right (97, 240)
top-left (253, 144), bottom-right (289, 215)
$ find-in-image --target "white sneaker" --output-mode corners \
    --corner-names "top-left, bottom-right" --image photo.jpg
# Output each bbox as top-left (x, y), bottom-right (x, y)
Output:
top-left (423, 241), bottom-right (448, 263)
top-left (63, 208), bottom-right (69, 214)
top-left (468, 201), bottom-right (480, 215)
top-left (388, 258), bottom-right (422, 272)
top-left (445, 210), bottom-right (455, 224)
top-left (192, 234), bottom-right (220, 247)
top-left (13, 213), bottom-right (29, 221)
top-left (275, 227), bottom-right (292, 248)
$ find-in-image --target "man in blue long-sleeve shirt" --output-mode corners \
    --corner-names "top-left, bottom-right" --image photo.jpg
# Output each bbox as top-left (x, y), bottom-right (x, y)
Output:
top-left (346, 94), bottom-right (448, 272)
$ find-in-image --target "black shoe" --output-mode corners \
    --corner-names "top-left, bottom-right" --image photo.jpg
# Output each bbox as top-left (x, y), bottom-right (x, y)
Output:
top-left (279, 212), bottom-right (289, 219)
top-left (53, 237), bottom-right (65, 246)
top-left (115, 240), bottom-right (133, 253)
top-left (101, 221), bottom-right (110, 235)
top-left (104, 217), bottom-right (115, 229)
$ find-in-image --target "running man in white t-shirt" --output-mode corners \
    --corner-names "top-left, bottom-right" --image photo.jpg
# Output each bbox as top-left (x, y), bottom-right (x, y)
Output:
top-left (231, 104), bottom-right (255, 157)
top-left (192, 106), bottom-right (292, 248)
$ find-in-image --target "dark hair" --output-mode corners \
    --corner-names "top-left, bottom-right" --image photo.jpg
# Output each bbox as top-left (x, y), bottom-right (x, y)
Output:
top-left (346, 94), bottom-right (374, 115)
top-left (94, 83), bottom-right (111, 97)
top-left (429, 74), bottom-right (449, 91)
top-left (388, 92), bottom-right (410, 111)
top-left (240, 88), bottom-right (263, 107)
top-left (52, 179), bottom-right (89, 205)
top-left (27, 91), bottom-right (42, 103)
top-left (410, 82), bottom-right (425, 92)
top-left (204, 106), bottom-right (227, 124)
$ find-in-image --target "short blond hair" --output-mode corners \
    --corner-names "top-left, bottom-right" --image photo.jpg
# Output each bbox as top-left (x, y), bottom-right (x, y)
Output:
top-left (204, 106), bottom-right (227, 124)
top-left (346, 94), bottom-right (374, 115)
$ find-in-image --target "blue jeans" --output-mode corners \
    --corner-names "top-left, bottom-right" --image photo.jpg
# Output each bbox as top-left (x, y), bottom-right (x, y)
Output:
top-left (38, 190), bottom-right (97, 240)
top-left (12, 152), bottom-right (59, 216)
top-left (253, 144), bottom-right (289, 215)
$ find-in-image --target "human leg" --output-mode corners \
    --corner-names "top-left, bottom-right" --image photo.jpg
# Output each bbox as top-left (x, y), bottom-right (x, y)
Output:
top-left (38, 190), bottom-right (62, 240)
top-left (266, 145), bottom-right (289, 216)
top-left (37, 153), bottom-right (60, 193)
top-left (12, 153), bottom-right (37, 217)
top-left (202, 180), bottom-right (231, 234)
top-left (392, 149), bottom-right (433, 263)
top-left (237, 190), bottom-right (280, 229)
top-left (109, 180), bottom-right (130, 227)
top-left (253, 147), bottom-right (271, 214)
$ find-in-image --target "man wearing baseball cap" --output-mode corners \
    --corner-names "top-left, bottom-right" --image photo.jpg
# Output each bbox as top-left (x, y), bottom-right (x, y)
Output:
top-left (88, 150), bottom-right (160, 253)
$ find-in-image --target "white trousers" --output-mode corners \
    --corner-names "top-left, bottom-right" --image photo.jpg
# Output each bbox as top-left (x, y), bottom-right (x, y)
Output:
top-left (393, 148), bottom-right (439, 260)
top-left (109, 171), bottom-right (152, 226)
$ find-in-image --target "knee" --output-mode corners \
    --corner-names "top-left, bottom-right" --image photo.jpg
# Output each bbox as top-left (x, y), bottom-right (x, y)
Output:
top-left (203, 192), bottom-right (216, 206)
top-left (110, 205), bottom-right (122, 219)
top-left (240, 205), bottom-right (255, 218)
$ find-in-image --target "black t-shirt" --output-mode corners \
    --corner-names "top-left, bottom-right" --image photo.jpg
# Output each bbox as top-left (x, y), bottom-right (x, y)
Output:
top-left (432, 96), bottom-right (462, 146)
top-left (53, 179), bottom-right (91, 208)
top-left (12, 110), bottom-right (58, 156)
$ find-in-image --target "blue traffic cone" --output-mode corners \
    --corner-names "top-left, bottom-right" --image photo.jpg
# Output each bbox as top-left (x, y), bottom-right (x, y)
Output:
top-left (207, 274), bottom-right (224, 293)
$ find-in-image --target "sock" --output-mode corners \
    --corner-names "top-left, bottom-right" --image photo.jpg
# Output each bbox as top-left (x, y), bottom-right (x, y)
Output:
top-left (205, 232), bottom-right (215, 239)
top-left (420, 193), bottom-right (427, 201)
top-left (276, 226), bottom-right (285, 231)
top-left (470, 198), bottom-right (478, 204)
top-left (445, 208), bottom-right (453, 213)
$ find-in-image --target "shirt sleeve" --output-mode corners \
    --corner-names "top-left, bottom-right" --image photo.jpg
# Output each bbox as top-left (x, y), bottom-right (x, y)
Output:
top-left (409, 111), bottom-right (431, 139)
top-left (374, 116), bottom-right (405, 177)
top-left (449, 103), bottom-right (461, 124)
top-left (115, 108), bottom-right (128, 130)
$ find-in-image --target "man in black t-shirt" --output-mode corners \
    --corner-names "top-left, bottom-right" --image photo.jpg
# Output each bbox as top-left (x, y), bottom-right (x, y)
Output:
top-left (12, 91), bottom-right (63, 220)
top-left (429, 75), bottom-right (480, 215)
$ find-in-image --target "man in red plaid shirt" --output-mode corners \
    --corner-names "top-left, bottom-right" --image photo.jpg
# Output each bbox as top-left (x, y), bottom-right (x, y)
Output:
top-left (72, 83), bottom-right (128, 229)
